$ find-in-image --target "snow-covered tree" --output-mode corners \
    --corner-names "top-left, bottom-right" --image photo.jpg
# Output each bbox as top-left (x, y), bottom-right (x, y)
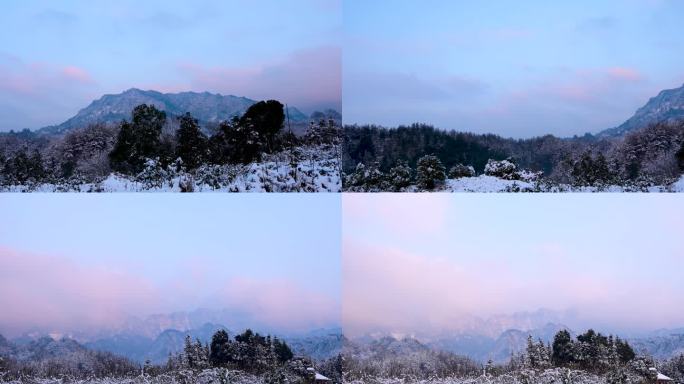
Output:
top-left (388, 161), bottom-right (412, 191)
top-left (136, 158), bottom-right (167, 189)
top-left (415, 155), bottom-right (446, 190)
top-left (448, 163), bottom-right (476, 179)
top-left (484, 158), bottom-right (518, 180)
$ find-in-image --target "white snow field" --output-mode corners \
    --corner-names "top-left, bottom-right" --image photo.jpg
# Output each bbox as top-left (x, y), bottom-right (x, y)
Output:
top-left (1, 145), bottom-right (340, 193)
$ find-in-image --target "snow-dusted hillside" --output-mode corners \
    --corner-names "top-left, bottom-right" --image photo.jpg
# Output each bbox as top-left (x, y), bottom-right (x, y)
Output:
top-left (1, 145), bottom-right (340, 193)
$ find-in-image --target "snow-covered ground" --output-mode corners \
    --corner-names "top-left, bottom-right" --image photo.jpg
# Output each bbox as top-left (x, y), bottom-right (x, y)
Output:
top-left (1, 146), bottom-right (340, 193)
top-left (0, 369), bottom-right (269, 384)
top-left (345, 368), bottom-right (638, 384)
top-left (412, 174), bottom-right (684, 192)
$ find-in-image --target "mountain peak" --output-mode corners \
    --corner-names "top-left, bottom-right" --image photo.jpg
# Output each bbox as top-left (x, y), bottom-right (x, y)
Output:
top-left (599, 83), bottom-right (684, 137)
top-left (38, 89), bottom-right (312, 135)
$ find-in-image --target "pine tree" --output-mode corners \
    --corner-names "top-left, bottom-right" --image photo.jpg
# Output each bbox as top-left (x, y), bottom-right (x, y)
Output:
top-left (109, 121), bottom-right (138, 174)
top-left (388, 161), bottom-right (412, 191)
top-left (175, 112), bottom-right (208, 170)
top-left (526, 335), bottom-right (537, 368)
top-left (210, 329), bottom-right (231, 367)
top-left (109, 104), bottom-right (166, 174)
top-left (615, 337), bottom-right (635, 363)
top-left (552, 329), bottom-right (574, 366)
top-left (183, 335), bottom-right (195, 369)
top-left (415, 154), bottom-right (446, 190)
top-left (132, 104), bottom-right (166, 160)
top-left (272, 337), bottom-right (293, 363)
top-left (676, 141), bottom-right (684, 171)
top-left (240, 100), bottom-right (284, 153)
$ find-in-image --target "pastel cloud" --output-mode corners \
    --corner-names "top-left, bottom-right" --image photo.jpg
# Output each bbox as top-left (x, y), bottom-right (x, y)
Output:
top-left (342, 240), bottom-right (684, 338)
top-left (0, 247), bottom-right (159, 337)
top-left (342, 196), bottom-right (684, 337)
top-left (473, 66), bottom-right (652, 136)
top-left (212, 277), bottom-right (340, 332)
top-left (62, 65), bottom-right (95, 84)
top-left (0, 247), bottom-right (340, 337)
top-left (0, 56), bottom-right (98, 129)
top-left (607, 66), bottom-right (643, 81)
top-left (177, 45), bottom-right (341, 112)
top-left (343, 193), bottom-right (450, 236)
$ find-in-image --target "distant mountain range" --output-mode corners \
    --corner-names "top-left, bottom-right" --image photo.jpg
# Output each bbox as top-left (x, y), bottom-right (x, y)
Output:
top-left (4, 307), bottom-right (343, 364)
top-left (84, 322), bottom-right (228, 364)
top-left (429, 323), bottom-right (569, 363)
top-left (4, 324), bottom-right (343, 365)
top-left (599, 83), bottom-right (684, 137)
top-left (348, 309), bottom-right (684, 363)
top-left (36, 88), bottom-right (340, 135)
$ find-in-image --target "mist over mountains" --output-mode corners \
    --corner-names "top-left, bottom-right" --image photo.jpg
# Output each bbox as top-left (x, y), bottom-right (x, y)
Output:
top-left (3, 307), bottom-right (343, 365)
top-left (347, 309), bottom-right (684, 364)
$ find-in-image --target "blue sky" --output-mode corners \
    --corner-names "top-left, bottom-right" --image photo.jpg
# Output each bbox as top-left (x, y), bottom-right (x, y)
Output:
top-left (0, 0), bottom-right (341, 131)
top-left (0, 194), bottom-right (341, 335)
top-left (343, 194), bottom-right (684, 336)
top-left (343, 0), bottom-right (684, 137)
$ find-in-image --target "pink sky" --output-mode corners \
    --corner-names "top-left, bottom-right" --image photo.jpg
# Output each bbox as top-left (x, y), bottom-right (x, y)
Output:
top-left (342, 194), bottom-right (684, 337)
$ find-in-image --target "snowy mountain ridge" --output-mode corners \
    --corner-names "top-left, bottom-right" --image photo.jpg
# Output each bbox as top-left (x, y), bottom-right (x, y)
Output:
top-left (599, 83), bottom-right (684, 137)
top-left (37, 88), bottom-right (312, 135)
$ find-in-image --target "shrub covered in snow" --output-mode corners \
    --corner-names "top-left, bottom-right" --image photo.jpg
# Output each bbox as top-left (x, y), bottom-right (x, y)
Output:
top-left (484, 159), bottom-right (518, 180)
top-left (344, 162), bottom-right (386, 192)
top-left (448, 164), bottom-right (476, 179)
top-left (388, 161), bottom-right (413, 191)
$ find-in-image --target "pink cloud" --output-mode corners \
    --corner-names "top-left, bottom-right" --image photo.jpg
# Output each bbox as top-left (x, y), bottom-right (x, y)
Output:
top-left (0, 247), bottom-right (160, 337)
top-left (342, 241), bottom-right (517, 337)
top-left (343, 194), bottom-right (450, 236)
top-left (176, 45), bottom-right (341, 110)
top-left (606, 66), bottom-right (643, 81)
top-left (61, 65), bottom-right (95, 84)
top-left (213, 277), bottom-right (339, 332)
top-left (0, 60), bottom-right (97, 97)
top-left (0, 57), bottom-right (99, 129)
top-left (342, 239), bottom-right (684, 337)
top-left (0, 248), bottom-right (340, 337)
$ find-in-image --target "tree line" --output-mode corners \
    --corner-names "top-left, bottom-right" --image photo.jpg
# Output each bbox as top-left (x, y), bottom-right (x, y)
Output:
top-left (344, 154), bottom-right (536, 191)
top-left (343, 120), bottom-right (684, 189)
top-left (0, 101), bottom-right (341, 189)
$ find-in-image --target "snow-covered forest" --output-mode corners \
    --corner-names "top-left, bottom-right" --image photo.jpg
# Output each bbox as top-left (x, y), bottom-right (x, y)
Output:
top-left (342, 122), bottom-right (684, 192)
top-left (343, 329), bottom-right (684, 384)
top-left (0, 329), bottom-right (342, 384)
top-left (0, 101), bottom-right (341, 192)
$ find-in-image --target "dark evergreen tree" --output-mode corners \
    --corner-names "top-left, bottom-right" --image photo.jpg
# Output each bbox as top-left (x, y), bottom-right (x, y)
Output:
top-left (132, 104), bottom-right (166, 160)
top-left (209, 329), bottom-right (231, 367)
top-left (240, 100), bottom-right (284, 153)
top-left (272, 337), bottom-right (293, 363)
top-left (676, 141), bottom-right (684, 172)
top-left (552, 329), bottom-right (574, 366)
top-left (615, 337), bottom-right (635, 363)
top-left (109, 104), bottom-right (166, 174)
top-left (388, 161), bottom-right (412, 191)
top-left (175, 112), bottom-right (208, 169)
top-left (415, 154), bottom-right (446, 190)
top-left (109, 121), bottom-right (139, 174)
